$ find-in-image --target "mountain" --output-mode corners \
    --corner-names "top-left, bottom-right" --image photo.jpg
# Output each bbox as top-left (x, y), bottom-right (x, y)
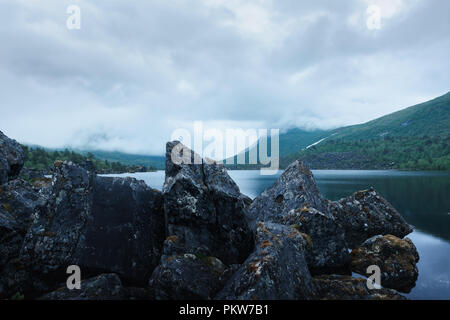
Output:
top-left (282, 92), bottom-right (450, 170)
top-left (224, 128), bottom-right (331, 169)
top-left (330, 91), bottom-right (450, 140)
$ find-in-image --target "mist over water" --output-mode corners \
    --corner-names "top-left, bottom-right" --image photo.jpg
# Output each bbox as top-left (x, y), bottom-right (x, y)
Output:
top-left (104, 169), bottom-right (450, 299)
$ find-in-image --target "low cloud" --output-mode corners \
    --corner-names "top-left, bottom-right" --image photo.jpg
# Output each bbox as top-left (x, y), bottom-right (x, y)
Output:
top-left (0, 0), bottom-right (449, 155)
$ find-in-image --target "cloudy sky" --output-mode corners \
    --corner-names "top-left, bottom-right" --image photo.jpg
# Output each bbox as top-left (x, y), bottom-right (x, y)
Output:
top-left (0, 0), bottom-right (449, 155)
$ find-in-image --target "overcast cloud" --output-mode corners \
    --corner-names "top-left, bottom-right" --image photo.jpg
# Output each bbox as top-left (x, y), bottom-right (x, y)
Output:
top-left (0, 0), bottom-right (449, 155)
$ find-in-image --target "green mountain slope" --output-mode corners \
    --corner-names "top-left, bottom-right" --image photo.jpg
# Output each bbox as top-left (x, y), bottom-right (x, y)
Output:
top-left (331, 92), bottom-right (450, 140)
top-left (224, 128), bottom-right (331, 168)
top-left (282, 92), bottom-right (450, 170)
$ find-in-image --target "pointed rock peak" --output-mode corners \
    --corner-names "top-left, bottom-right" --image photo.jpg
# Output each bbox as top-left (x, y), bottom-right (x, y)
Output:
top-left (247, 159), bottom-right (325, 226)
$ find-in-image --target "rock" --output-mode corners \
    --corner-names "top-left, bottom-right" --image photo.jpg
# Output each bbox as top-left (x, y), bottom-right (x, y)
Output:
top-left (162, 141), bottom-right (253, 265)
top-left (149, 253), bottom-right (230, 300)
top-left (247, 160), bottom-right (326, 228)
top-left (282, 207), bottom-right (350, 275)
top-left (313, 275), bottom-right (406, 300)
top-left (0, 179), bottom-right (49, 298)
top-left (39, 274), bottom-right (125, 300)
top-left (20, 161), bottom-right (94, 278)
top-left (0, 131), bottom-right (24, 185)
top-left (216, 222), bottom-right (315, 300)
top-left (18, 168), bottom-right (46, 182)
top-left (20, 161), bottom-right (164, 288)
top-left (84, 175), bottom-right (165, 285)
top-left (350, 234), bottom-right (419, 293)
top-left (328, 188), bottom-right (413, 248)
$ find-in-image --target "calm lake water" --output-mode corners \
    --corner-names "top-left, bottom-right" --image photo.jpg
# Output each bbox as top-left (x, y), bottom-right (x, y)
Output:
top-left (104, 170), bottom-right (450, 300)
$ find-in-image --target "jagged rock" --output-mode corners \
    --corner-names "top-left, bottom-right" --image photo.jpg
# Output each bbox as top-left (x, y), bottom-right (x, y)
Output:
top-left (350, 234), bottom-right (419, 293)
top-left (162, 141), bottom-right (253, 265)
top-left (216, 222), bottom-right (315, 300)
top-left (0, 179), bottom-right (49, 298)
top-left (328, 188), bottom-right (413, 248)
top-left (20, 161), bottom-right (94, 278)
top-left (149, 253), bottom-right (230, 300)
top-left (313, 275), bottom-right (406, 300)
top-left (40, 274), bottom-right (125, 300)
top-left (0, 131), bottom-right (24, 185)
top-left (247, 160), bottom-right (326, 228)
top-left (282, 207), bottom-right (350, 275)
top-left (20, 161), bottom-right (164, 289)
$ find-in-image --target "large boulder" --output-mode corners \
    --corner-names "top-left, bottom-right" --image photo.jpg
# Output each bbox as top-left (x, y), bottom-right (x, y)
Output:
top-left (350, 234), bottom-right (419, 293)
top-left (162, 141), bottom-right (253, 265)
top-left (81, 175), bottom-right (165, 285)
top-left (216, 222), bottom-right (315, 300)
top-left (328, 188), bottom-right (413, 248)
top-left (0, 131), bottom-right (24, 185)
top-left (282, 207), bottom-right (350, 275)
top-left (0, 179), bottom-right (49, 298)
top-left (313, 275), bottom-right (406, 300)
top-left (149, 253), bottom-right (232, 300)
top-left (20, 161), bottom-right (164, 289)
top-left (247, 160), bottom-right (326, 228)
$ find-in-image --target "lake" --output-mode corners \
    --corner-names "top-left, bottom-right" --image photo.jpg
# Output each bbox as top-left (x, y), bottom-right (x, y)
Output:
top-left (103, 169), bottom-right (450, 300)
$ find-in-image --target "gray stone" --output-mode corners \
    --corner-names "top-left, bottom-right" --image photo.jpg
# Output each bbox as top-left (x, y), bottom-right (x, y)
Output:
top-left (162, 141), bottom-right (253, 265)
top-left (282, 207), bottom-right (350, 275)
top-left (0, 131), bottom-right (24, 185)
top-left (216, 222), bottom-right (315, 300)
top-left (313, 274), bottom-right (406, 300)
top-left (328, 188), bottom-right (413, 248)
top-left (350, 234), bottom-right (419, 293)
top-left (247, 160), bottom-right (326, 228)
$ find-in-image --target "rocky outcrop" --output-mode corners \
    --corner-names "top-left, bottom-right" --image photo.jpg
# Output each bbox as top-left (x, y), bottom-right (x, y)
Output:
top-left (40, 274), bottom-right (125, 300)
top-left (0, 129), bottom-right (419, 300)
top-left (350, 234), bottom-right (419, 293)
top-left (328, 188), bottom-right (413, 248)
top-left (20, 161), bottom-right (164, 290)
top-left (282, 207), bottom-right (350, 275)
top-left (216, 222), bottom-right (315, 300)
top-left (0, 131), bottom-right (24, 185)
top-left (247, 160), bottom-right (326, 227)
top-left (0, 179), bottom-right (49, 298)
top-left (149, 253), bottom-right (232, 300)
top-left (162, 141), bottom-right (253, 266)
top-left (313, 275), bottom-right (406, 300)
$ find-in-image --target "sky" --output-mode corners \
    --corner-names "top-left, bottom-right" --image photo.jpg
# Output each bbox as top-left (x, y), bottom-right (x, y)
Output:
top-left (0, 0), bottom-right (449, 155)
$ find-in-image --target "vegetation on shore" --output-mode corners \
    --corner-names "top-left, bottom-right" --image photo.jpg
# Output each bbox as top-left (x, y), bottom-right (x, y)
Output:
top-left (282, 136), bottom-right (450, 170)
top-left (21, 145), bottom-right (157, 173)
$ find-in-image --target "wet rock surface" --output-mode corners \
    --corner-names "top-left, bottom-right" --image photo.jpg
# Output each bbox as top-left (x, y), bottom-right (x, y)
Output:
top-left (313, 275), bottom-right (406, 300)
top-left (216, 222), bottom-right (315, 300)
top-left (328, 188), bottom-right (413, 249)
top-left (162, 141), bottom-right (253, 266)
top-left (351, 234), bottom-right (419, 293)
top-left (0, 131), bottom-right (24, 185)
